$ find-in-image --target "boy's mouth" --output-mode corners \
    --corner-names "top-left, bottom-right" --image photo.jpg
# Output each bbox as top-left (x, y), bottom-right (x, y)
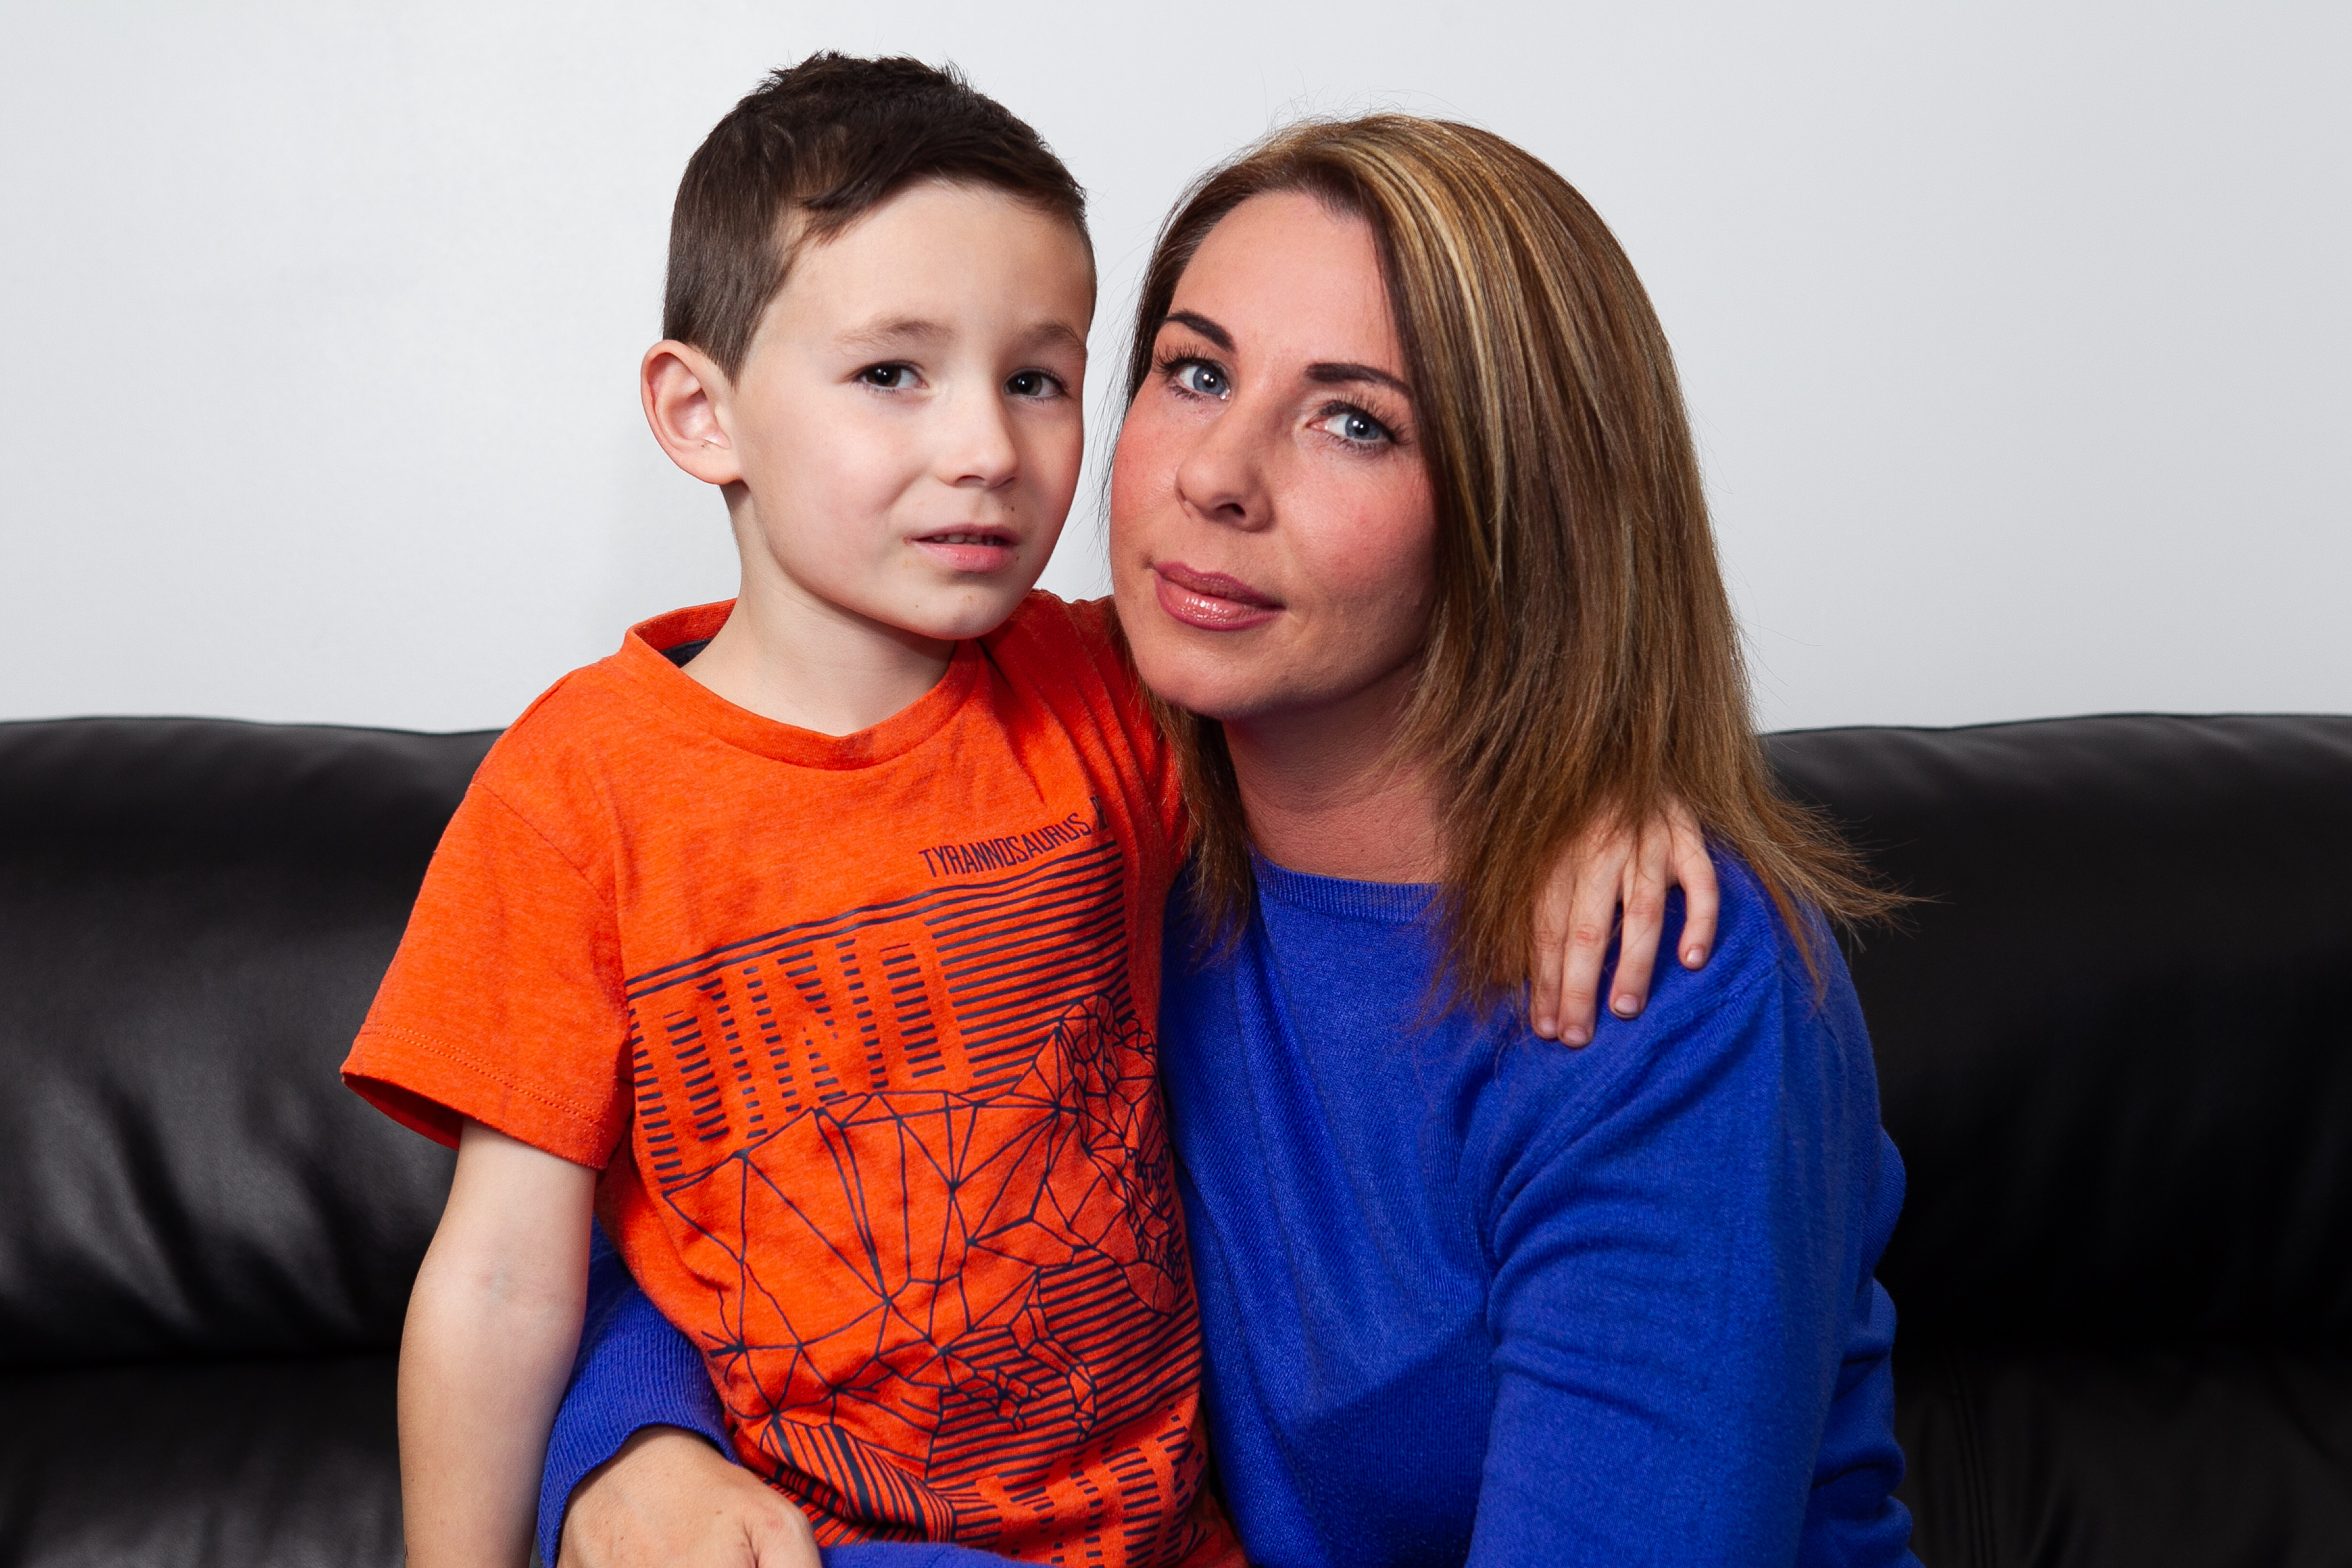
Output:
top-left (913, 528), bottom-right (1020, 573)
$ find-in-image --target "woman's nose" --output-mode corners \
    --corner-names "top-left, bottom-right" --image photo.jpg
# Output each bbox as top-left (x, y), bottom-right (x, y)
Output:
top-left (1172, 402), bottom-right (1271, 530)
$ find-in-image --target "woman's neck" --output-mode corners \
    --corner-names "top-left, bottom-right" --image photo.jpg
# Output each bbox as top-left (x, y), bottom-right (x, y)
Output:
top-left (1221, 669), bottom-right (1444, 885)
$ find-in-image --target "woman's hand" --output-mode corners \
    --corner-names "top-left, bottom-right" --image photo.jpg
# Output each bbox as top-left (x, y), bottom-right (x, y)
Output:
top-left (558, 1427), bottom-right (817, 1568)
top-left (1530, 799), bottom-right (1719, 1045)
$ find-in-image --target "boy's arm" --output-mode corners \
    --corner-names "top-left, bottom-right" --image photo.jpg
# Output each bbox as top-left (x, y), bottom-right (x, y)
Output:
top-left (401, 1120), bottom-right (600, 1568)
top-left (1530, 798), bottom-right (1720, 1045)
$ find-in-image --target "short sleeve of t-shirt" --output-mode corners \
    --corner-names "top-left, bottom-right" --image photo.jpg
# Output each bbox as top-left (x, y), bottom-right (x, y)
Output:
top-left (343, 764), bottom-right (632, 1169)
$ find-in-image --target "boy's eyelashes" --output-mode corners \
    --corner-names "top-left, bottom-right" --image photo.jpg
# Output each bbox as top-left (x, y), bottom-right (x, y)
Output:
top-left (1006, 369), bottom-right (1069, 399)
top-left (851, 362), bottom-right (1071, 399)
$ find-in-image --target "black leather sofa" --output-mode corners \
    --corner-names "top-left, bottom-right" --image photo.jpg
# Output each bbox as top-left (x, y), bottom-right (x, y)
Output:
top-left (1, 713), bottom-right (2347, 1567)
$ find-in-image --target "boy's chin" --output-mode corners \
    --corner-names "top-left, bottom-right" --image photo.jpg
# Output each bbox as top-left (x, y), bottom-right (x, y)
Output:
top-left (892, 582), bottom-right (1042, 644)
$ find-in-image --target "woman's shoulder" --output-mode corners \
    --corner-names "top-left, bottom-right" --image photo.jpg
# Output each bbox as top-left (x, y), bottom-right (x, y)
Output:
top-left (1615, 848), bottom-right (1817, 1035)
top-left (1475, 849), bottom-right (1863, 1154)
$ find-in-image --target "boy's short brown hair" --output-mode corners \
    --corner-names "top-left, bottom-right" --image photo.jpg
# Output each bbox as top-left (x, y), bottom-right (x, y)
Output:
top-left (666, 53), bottom-right (1091, 379)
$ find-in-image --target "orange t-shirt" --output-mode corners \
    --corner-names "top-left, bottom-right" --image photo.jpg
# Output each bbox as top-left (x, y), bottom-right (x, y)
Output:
top-left (344, 595), bottom-right (1238, 1568)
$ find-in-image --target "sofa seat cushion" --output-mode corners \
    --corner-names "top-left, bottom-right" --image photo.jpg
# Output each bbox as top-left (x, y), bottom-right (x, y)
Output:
top-left (0, 1352), bottom-right (400, 1567)
top-left (1895, 1341), bottom-right (2352, 1567)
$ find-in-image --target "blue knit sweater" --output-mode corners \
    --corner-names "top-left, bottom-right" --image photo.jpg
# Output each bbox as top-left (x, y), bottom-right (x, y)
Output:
top-left (542, 853), bottom-right (1917, 1566)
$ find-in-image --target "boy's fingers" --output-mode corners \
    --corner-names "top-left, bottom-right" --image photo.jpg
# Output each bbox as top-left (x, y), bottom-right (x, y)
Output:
top-left (1530, 876), bottom-right (1574, 1039)
top-left (1554, 872), bottom-right (1617, 1046)
top-left (1610, 847), bottom-right (1670, 1020)
top-left (1670, 809), bottom-right (1720, 968)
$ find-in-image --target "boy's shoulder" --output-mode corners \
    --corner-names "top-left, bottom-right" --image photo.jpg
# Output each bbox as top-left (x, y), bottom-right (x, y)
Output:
top-left (466, 602), bottom-right (726, 822)
top-left (983, 589), bottom-right (1119, 661)
top-left (982, 591), bottom-right (1139, 706)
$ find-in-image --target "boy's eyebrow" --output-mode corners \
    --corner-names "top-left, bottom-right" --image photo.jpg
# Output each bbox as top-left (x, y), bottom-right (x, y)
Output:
top-left (837, 316), bottom-right (951, 351)
top-left (1022, 320), bottom-right (1090, 356)
top-left (1160, 311), bottom-right (1234, 352)
top-left (835, 317), bottom-right (1088, 357)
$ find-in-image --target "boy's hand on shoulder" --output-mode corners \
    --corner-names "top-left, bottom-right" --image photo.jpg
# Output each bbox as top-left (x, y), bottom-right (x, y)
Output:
top-left (1531, 797), bottom-right (1720, 1045)
top-left (560, 1427), bottom-right (817, 1568)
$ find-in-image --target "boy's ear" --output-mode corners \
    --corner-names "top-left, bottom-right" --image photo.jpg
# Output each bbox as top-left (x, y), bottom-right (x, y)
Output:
top-left (641, 341), bottom-right (742, 487)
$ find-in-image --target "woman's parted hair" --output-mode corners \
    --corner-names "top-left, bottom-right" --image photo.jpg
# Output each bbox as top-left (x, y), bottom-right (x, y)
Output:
top-left (1123, 115), bottom-right (1891, 1002)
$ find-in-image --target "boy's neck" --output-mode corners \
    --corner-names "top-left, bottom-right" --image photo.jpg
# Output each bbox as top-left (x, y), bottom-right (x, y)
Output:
top-left (680, 566), bottom-right (956, 739)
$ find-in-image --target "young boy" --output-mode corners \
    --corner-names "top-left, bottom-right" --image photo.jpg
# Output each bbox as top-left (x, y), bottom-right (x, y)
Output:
top-left (346, 54), bottom-right (1234, 1568)
top-left (346, 52), bottom-right (1701, 1568)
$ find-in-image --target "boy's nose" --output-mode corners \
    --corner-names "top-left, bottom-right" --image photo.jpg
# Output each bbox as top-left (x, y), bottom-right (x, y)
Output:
top-left (940, 389), bottom-right (1020, 490)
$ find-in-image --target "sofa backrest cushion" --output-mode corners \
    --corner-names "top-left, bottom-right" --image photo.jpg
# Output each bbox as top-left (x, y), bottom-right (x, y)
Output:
top-left (1770, 714), bottom-right (2352, 1343)
top-left (6, 712), bottom-right (2346, 1371)
top-left (0, 719), bottom-right (491, 1368)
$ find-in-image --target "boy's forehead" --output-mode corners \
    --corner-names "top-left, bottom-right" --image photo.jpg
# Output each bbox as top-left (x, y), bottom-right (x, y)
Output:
top-left (776, 179), bottom-right (1095, 320)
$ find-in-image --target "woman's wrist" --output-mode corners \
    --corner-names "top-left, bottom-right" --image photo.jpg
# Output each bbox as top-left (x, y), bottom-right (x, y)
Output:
top-left (559, 1426), bottom-right (812, 1568)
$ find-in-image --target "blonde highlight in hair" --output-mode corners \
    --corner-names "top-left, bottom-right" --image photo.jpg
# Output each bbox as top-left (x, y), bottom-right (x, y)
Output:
top-left (1124, 115), bottom-right (1894, 1003)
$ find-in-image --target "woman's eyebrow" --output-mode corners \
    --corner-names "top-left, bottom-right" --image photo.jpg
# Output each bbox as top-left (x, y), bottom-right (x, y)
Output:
top-left (1161, 310), bottom-right (1234, 351)
top-left (1307, 361), bottom-right (1412, 397)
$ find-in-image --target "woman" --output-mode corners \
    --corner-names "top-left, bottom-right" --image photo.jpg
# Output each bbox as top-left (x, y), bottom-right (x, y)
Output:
top-left (551, 116), bottom-right (1914, 1567)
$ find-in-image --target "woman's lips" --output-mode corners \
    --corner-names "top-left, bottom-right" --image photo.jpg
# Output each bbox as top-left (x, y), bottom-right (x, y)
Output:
top-left (1152, 560), bottom-right (1282, 632)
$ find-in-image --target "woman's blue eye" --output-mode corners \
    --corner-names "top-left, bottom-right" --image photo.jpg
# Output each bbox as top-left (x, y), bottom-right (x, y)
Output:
top-left (1177, 363), bottom-right (1228, 398)
top-left (1316, 407), bottom-right (1392, 445)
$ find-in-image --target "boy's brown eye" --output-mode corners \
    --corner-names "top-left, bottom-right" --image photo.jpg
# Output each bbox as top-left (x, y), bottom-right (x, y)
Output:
top-left (1007, 371), bottom-right (1056, 398)
top-left (860, 364), bottom-right (911, 389)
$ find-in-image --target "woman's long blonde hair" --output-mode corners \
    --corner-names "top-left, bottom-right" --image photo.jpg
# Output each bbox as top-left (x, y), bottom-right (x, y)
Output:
top-left (1123, 115), bottom-right (1893, 1002)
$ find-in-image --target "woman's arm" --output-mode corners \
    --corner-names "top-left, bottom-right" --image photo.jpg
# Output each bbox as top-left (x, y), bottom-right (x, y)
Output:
top-left (559, 1428), bottom-right (815, 1568)
top-left (537, 1226), bottom-right (737, 1565)
top-left (1470, 926), bottom-right (1915, 1566)
top-left (544, 1245), bottom-right (1014, 1568)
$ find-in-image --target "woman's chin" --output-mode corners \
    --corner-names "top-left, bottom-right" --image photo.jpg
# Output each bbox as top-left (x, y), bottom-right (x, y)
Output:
top-left (1131, 656), bottom-right (1270, 728)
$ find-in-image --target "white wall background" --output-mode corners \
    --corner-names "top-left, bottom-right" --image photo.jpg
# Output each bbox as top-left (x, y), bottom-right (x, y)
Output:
top-left (3, 1), bottom-right (2344, 734)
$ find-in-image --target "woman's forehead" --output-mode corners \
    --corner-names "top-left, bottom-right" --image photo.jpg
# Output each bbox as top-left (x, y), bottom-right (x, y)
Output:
top-left (1168, 192), bottom-right (1401, 368)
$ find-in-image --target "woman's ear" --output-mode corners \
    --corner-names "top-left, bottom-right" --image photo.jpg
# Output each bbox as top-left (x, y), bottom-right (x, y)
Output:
top-left (641, 340), bottom-right (742, 487)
